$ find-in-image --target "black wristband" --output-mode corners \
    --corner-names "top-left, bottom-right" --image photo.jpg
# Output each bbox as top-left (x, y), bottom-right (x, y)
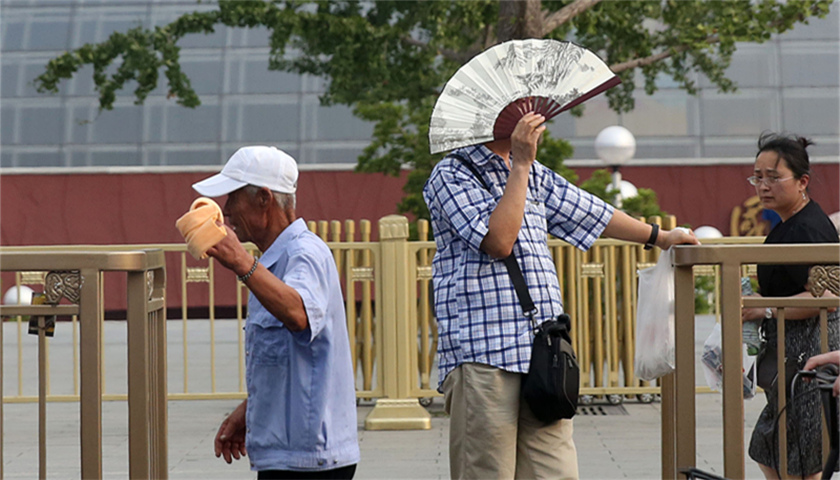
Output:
top-left (644, 223), bottom-right (659, 250)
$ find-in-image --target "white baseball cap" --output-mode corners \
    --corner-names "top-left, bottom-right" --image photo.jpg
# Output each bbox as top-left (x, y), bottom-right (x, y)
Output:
top-left (192, 146), bottom-right (299, 197)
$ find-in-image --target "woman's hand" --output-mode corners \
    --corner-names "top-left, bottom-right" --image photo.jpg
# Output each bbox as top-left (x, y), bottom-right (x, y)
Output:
top-left (741, 294), bottom-right (767, 323)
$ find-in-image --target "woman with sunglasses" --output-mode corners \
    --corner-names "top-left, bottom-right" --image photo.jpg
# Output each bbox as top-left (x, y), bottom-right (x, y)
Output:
top-left (741, 132), bottom-right (839, 479)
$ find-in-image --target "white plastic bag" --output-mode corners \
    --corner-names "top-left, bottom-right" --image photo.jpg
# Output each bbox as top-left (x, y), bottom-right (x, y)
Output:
top-left (634, 249), bottom-right (675, 381)
top-left (700, 323), bottom-right (757, 399)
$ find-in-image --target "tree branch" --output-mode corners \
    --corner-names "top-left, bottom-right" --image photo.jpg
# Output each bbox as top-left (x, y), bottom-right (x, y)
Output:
top-left (541, 0), bottom-right (604, 36)
top-left (609, 35), bottom-right (720, 73)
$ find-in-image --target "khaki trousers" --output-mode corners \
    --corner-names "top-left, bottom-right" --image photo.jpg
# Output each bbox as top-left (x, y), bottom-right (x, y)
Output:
top-left (443, 363), bottom-right (579, 480)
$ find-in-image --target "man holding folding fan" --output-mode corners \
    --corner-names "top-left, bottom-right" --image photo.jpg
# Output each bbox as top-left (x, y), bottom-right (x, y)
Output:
top-left (423, 111), bottom-right (698, 479)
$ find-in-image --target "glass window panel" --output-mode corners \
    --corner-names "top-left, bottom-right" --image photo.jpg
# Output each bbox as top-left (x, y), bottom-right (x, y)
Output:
top-left (92, 105), bottom-right (142, 143)
top-left (22, 62), bottom-right (52, 97)
top-left (90, 149), bottom-right (140, 166)
top-left (181, 57), bottom-right (224, 95)
top-left (72, 19), bottom-right (99, 47)
top-left (143, 148), bottom-right (164, 166)
top-left (68, 106), bottom-right (94, 144)
top-left (700, 44), bottom-right (777, 88)
top-left (545, 112), bottom-right (575, 140)
top-left (701, 138), bottom-right (758, 159)
top-left (70, 65), bottom-right (97, 96)
top-left (572, 95), bottom-right (620, 137)
top-left (98, 19), bottom-right (146, 43)
top-left (781, 8), bottom-right (839, 41)
top-left (17, 150), bottom-right (62, 167)
top-left (28, 17), bottom-right (72, 50)
top-left (307, 102), bottom-right (373, 141)
top-left (782, 91), bottom-right (840, 136)
top-left (809, 139), bottom-right (839, 157)
top-left (164, 148), bottom-right (222, 166)
top-left (780, 45), bottom-right (839, 87)
top-left (69, 151), bottom-right (89, 167)
top-left (632, 139), bottom-right (700, 159)
top-left (240, 58), bottom-right (301, 94)
top-left (236, 103), bottom-right (300, 143)
top-left (622, 90), bottom-right (696, 136)
top-left (242, 26), bottom-right (271, 48)
top-left (1, 152), bottom-right (13, 168)
top-left (19, 106), bottom-right (64, 145)
top-left (701, 90), bottom-right (778, 136)
top-left (2, 21), bottom-right (26, 51)
top-left (2, 63), bottom-right (20, 97)
top-left (165, 104), bottom-right (220, 143)
top-left (305, 146), bottom-right (363, 165)
top-left (2, 106), bottom-right (16, 145)
top-left (145, 105), bottom-right (165, 143)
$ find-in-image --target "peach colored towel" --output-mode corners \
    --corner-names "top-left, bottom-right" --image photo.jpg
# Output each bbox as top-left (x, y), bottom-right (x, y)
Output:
top-left (175, 197), bottom-right (227, 260)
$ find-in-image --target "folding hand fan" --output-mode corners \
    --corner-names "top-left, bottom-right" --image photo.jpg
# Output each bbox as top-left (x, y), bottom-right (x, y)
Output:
top-left (429, 39), bottom-right (620, 154)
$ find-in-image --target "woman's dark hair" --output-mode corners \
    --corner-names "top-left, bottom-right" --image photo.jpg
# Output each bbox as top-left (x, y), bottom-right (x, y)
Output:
top-left (756, 131), bottom-right (813, 179)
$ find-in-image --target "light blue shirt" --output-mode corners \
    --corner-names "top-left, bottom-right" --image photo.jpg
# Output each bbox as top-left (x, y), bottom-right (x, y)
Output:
top-left (244, 218), bottom-right (359, 471)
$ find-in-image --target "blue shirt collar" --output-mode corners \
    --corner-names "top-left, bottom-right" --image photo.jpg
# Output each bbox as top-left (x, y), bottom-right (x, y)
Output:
top-left (258, 218), bottom-right (308, 268)
top-left (455, 144), bottom-right (504, 168)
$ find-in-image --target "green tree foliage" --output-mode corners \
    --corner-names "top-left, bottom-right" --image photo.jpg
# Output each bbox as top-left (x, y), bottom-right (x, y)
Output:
top-left (36, 0), bottom-right (833, 220)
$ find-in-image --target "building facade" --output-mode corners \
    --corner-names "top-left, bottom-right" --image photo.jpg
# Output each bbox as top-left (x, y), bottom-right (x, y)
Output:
top-left (1, 0), bottom-right (838, 243)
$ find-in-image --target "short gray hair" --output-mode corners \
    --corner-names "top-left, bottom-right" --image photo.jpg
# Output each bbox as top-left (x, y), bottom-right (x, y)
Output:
top-left (244, 185), bottom-right (295, 211)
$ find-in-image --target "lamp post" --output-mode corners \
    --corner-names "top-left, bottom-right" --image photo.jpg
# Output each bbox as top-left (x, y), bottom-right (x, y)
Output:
top-left (595, 126), bottom-right (636, 208)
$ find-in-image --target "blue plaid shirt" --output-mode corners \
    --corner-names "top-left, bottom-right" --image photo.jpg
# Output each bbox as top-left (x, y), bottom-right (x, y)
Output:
top-left (423, 145), bottom-right (614, 390)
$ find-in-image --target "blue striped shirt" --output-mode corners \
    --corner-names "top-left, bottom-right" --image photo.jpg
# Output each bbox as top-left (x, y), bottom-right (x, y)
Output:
top-left (423, 145), bottom-right (614, 390)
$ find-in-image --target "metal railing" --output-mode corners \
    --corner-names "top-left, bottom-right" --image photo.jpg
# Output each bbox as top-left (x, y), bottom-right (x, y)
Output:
top-left (4, 215), bottom-right (740, 427)
top-left (0, 249), bottom-right (167, 479)
top-left (663, 243), bottom-right (839, 479)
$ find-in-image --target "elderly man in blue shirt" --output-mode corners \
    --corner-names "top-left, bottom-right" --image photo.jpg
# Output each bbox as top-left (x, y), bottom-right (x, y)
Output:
top-left (192, 146), bottom-right (359, 479)
top-left (424, 114), bottom-right (699, 479)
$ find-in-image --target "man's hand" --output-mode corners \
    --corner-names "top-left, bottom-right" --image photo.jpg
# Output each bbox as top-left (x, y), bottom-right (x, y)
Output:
top-left (510, 112), bottom-right (545, 171)
top-left (803, 351), bottom-right (840, 397)
top-left (206, 224), bottom-right (255, 277)
top-left (214, 400), bottom-right (248, 464)
top-left (657, 228), bottom-right (700, 250)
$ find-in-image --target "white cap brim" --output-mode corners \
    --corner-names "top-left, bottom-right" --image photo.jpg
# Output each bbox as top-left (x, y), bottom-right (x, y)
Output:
top-left (192, 173), bottom-right (248, 198)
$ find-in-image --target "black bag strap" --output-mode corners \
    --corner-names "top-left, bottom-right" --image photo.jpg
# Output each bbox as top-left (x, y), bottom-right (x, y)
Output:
top-left (448, 153), bottom-right (537, 322)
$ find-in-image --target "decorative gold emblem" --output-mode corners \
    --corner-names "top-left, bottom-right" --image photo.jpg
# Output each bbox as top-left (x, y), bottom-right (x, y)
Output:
top-left (351, 267), bottom-right (375, 282)
top-left (185, 267), bottom-right (210, 283)
top-left (730, 195), bottom-right (769, 237)
top-left (44, 271), bottom-right (83, 304)
top-left (808, 265), bottom-right (839, 297)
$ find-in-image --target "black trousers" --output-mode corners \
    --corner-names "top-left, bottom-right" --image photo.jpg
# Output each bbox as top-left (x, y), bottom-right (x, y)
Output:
top-left (257, 464), bottom-right (356, 480)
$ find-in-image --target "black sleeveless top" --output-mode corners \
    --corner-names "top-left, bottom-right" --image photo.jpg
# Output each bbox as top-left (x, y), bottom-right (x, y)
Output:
top-left (757, 200), bottom-right (839, 297)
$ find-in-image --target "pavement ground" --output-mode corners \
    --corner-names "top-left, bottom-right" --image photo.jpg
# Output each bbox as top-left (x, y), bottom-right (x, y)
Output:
top-left (0, 316), bottom-right (791, 478)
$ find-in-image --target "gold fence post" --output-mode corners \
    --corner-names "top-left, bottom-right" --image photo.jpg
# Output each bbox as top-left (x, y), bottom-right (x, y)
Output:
top-left (127, 269), bottom-right (151, 479)
top-left (674, 254), bottom-right (697, 475)
top-left (364, 215), bottom-right (431, 430)
top-left (79, 266), bottom-right (103, 479)
top-left (721, 262), bottom-right (746, 479)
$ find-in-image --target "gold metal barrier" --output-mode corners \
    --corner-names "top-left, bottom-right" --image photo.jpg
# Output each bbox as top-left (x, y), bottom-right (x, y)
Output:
top-left (666, 244), bottom-right (839, 479)
top-left (0, 250), bottom-right (167, 479)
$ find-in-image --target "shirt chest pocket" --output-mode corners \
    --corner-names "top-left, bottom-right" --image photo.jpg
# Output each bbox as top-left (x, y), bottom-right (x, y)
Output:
top-left (524, 196), bottom-right (546, 224)
top-left (249, 324), bottom-right (288, 366)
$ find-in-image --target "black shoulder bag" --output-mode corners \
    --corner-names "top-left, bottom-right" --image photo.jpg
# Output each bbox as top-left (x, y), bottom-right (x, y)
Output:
top-left (450, 154), bottom-right (580, 423)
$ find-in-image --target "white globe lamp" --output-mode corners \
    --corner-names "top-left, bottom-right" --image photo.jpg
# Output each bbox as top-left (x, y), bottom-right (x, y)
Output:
top-left (595, 126), bottom-right (636, 208)
top-left (619, 180), bottom-right (638, 200)
top-left (3, 285), bottom-right (34, 306)
top-left (694, 226), bottom-right (723, 240)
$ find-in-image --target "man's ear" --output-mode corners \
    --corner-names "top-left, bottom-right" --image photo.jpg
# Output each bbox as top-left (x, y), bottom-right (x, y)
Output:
top-left (258, 187), bottom-right (273, 207)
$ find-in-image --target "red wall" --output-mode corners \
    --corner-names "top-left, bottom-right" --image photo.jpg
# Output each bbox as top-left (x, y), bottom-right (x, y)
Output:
top-left (2, 164), bottom-right (837, 311)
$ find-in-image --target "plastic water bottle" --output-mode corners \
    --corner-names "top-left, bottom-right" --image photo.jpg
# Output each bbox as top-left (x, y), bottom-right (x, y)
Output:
top-left (741, 277), bottom-right (761, 355)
